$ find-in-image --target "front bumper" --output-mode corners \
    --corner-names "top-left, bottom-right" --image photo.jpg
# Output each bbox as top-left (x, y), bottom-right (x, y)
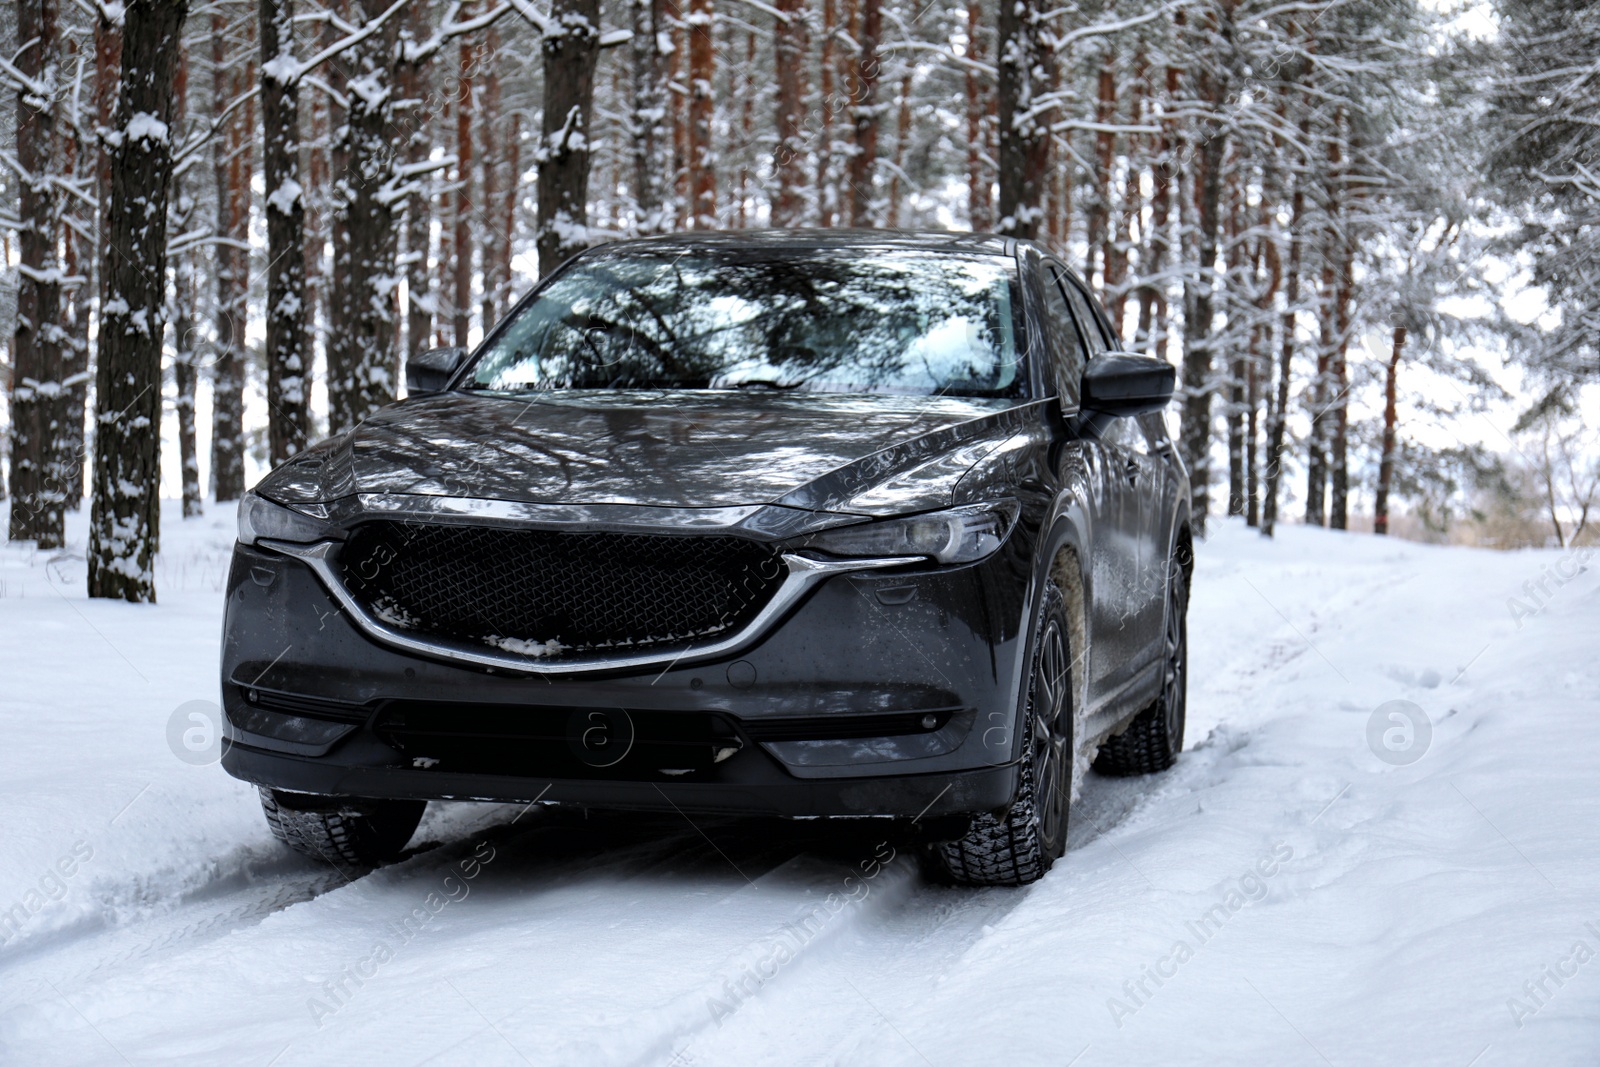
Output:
top-left (219, 535), bottom-right (1033, 820)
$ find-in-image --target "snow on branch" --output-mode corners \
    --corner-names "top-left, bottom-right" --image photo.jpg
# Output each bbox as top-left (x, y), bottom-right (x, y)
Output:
top-left (403, 0), bottom-right (516, 63)
top-left (725, 0), bottom-right (792, 24)
top-left (0, 50), bottom-right (51, 101)
top-left (65, 0), bottom-right (125, 27)
top-left (172, 85), bottom-right (262, 168)
top-left (880, 40), bottom-right (994, 78)
top-left (278, 0), bottom-right (415, 83)
top-left (500, 0), bottom-right (557, 37)
top-left (1051, 3), bottom-right (1175, 53)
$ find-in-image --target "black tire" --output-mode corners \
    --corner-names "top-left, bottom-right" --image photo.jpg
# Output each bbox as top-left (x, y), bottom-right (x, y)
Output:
top-left (259, 788), bottom-right (425, 868)
top-left (1094, 550), bottom-right (1188, 777)
top-left (934, 582), bottom-right (1073, 887)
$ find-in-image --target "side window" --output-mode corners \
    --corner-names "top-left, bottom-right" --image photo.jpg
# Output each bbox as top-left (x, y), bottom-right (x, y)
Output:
top-left (1039, 266), bottom-right (1086, 407)
top-left (1059, 277), bottom-right (1110, 358)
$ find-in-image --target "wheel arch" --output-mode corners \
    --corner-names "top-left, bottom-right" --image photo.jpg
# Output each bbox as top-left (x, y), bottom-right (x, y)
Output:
top-left (1000, 497), bottom-right (1094, 801)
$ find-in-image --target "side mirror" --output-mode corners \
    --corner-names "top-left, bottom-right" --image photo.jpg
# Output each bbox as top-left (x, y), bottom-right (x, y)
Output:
top-left (405, 346), bottom-right (467, 395)
top-left (1081, 352), bottom-right (1175, 417)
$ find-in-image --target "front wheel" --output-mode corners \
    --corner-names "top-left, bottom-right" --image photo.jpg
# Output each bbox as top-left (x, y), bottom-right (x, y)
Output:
top-left (259, 788), bottom-right (425, 868)
top-left (933, 582), bottom-right (1073, 887)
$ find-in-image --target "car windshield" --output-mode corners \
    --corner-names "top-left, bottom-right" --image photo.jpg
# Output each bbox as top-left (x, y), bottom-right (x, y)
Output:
top-left (463, 248), bottom-right (1026, 398)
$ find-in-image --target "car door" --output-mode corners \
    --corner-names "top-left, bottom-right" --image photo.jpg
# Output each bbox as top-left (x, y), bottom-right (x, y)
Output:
top-left (1061, 273), bottom-right (1167, 677)
top-left (1041, 262), bottom-right (1143, 703)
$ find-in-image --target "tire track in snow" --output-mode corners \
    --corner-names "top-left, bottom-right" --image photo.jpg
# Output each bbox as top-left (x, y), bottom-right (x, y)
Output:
top-left (0, 804), bottom-right (562, 999)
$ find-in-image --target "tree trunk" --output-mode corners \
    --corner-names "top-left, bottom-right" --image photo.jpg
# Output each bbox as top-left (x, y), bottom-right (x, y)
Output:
top-left (817, 0), bottom-right (836, 226)
top-left (327, 0), bottom-right (351, 350)
top-left (536, 0), bottom-right (601, 272)
top-left (1179, 126), bottom-right (1226, 537)
top-left (327, 0), bottom-right (402, 432)
top-left (303, 11), bottom-right (329, 393)
top-left (480, 27), bottom-right (504, 325)
top-left (1248, 199), bottom-right (1281, 529)
top-left (668, 0), bottom-right (687, 226)
top-left (630, 0), bottom-right (668, 232)
top-left (735, 28), bottom-right (754, 225)
top-left (1374, 326), bottom-right (1405, 536)
top-left (8, 0), bottom-right (65, 547)
top-left (887, 71), bottom-right (911, 228)
top-left (210, 12), bottom-right (251, 502)
top-left (964, 0), bottom-right (989, 231)
top-left (453, 31), bottom-right (476, 347)
top-left (847, 0), bottom-right (880, 226)
top-left (686, 0), bottom-right (714, 227)
top-left (171, 47), bottom-right (202, 518)
top-left (1085, 50), bottom-right (1114, 282)
top-left (174, 250), bottom-right (203, 521)
top-left (996, 0), bottom-right (1051, 239)
top-left (1140, 42), bottom-right (1181, 361)
top-left (502, 113), bottom-right (520, 286)
top-left (1222, 153), bottom-right (1248, 519)
top-left (88, 0), bottom-right (188, 601)
top-left (60, 208), bottom-right (90, 515)
top-left (1108, 54), bottom-right (1143, 339)
top-left (399, 0), bottom-right (435, 360)
top-left (262, 0), bottom-right (310, 466)
top-left (1329, 140), bottom-right (1355, 531)
top-left (771, 0), bottom-right (807, 226)
top-left (1306, 111), bottom-right (1341, 527)
top-left (76, 8), bottom-right (122, 512)
top-left (57, 32), bottom-right (89, 514)
top-left (1305, 227), bottom-right (1334, 526)
top-left (1263, 183), bottom-right (1304, 537)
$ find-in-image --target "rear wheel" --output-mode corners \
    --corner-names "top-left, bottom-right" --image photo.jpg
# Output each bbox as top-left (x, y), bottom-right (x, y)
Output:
top-left (259, 788), bottom-right (425, 868)
top-left (1094, 550), bottom-right (1188, 776)
top-left (934, 583), bottom-right (1072, 887)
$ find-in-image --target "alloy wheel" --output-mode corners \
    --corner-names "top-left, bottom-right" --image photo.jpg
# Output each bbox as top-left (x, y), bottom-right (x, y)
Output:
top-left (1030, 617), bottom-right (1072, 851)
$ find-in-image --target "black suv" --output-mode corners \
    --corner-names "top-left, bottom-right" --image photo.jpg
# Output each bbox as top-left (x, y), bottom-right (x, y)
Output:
top-left (221, 231), bottom-right (1192, 886)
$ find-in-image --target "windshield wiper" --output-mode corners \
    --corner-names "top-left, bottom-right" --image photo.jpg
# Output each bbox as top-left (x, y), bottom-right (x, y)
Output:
top-left (730, 379), bottom-right (804, 390)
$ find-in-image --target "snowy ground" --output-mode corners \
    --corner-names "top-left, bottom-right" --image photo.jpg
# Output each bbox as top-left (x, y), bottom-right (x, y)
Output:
top-left (1, 499), bottom-right (1597, 1066)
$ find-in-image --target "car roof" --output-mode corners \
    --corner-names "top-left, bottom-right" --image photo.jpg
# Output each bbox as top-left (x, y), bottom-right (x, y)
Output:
top-left (579, 228), bottom-right (1025, 259)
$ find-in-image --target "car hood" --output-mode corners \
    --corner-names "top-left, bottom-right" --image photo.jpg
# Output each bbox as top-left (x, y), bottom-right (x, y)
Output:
top-left (260, 391), bottom-right (1039, 517)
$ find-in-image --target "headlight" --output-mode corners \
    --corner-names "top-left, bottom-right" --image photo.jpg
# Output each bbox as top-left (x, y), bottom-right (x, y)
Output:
top-left (237, 492), bottom-right (333, 545)
top-left (798, 501), bottom-right (1018, 564)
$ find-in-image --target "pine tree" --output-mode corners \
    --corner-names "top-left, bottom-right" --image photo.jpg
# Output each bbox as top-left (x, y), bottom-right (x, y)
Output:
top-left (995, 0), bottom-right (1052, 239)
top-left (6, 0), bottom-right (66, 547)
top-left (536, 0), bottom-right (600, 272)
top-left (88, 0), bottom-right (189, 601)
top-left (327, 0), bottom-right (402, 432)
top-left (261, 0), bottom-right (309, 465)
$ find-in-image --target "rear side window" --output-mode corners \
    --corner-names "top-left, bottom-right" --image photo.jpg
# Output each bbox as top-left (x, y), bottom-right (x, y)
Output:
top-left (1040, 265), bottom-right (1086, 407)
top-left (1058, 274), bottom-right (1111, 358)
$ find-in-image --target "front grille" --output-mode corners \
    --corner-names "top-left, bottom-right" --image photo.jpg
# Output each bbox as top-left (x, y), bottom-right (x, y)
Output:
top-left (338, 522), bottom-right (787, 659)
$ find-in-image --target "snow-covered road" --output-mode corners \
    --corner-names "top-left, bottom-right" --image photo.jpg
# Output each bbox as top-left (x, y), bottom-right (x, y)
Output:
top-left (3, 502), bottom-right (1597, 1065)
